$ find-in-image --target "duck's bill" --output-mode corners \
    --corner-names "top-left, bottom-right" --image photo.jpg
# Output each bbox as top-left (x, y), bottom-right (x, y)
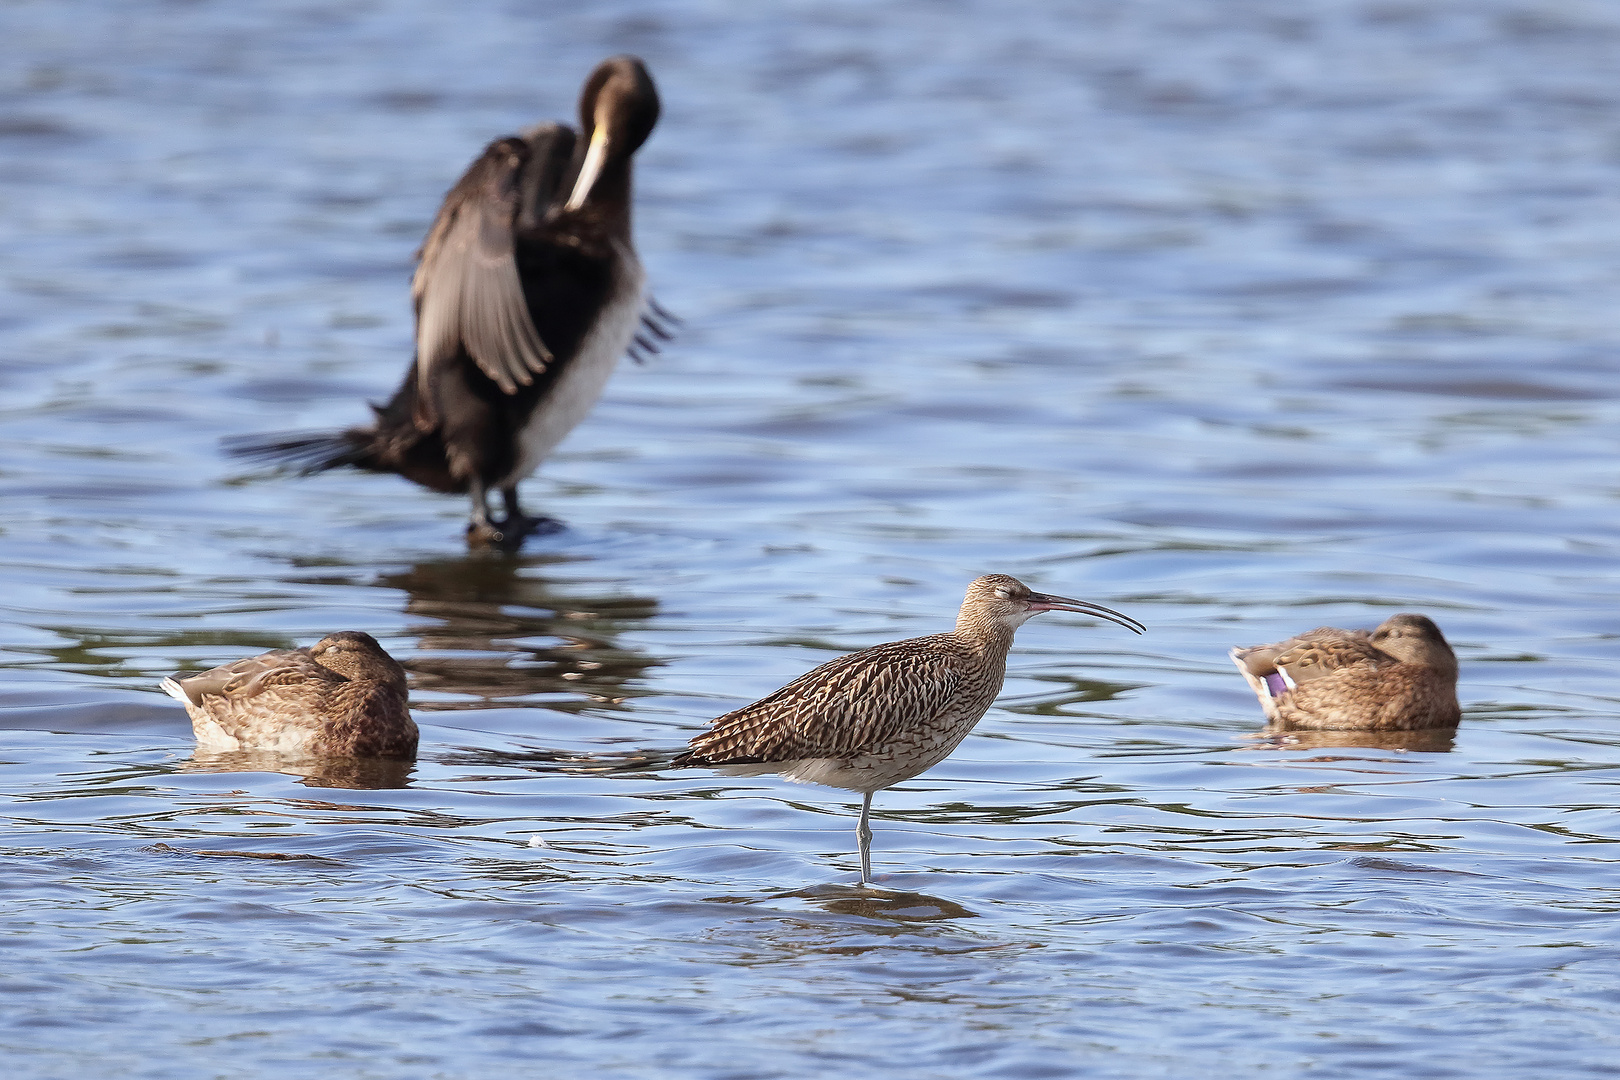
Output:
top-left (1027, 593), bottom-right (1145, 634)
top-left (564, 126), bottom-right (610, 211)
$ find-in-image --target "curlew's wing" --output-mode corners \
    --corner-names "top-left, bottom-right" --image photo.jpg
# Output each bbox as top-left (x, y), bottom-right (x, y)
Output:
top-left (678, 636), bottom-right (966, 765)
top-left (411, 127), bottom-right (576, 424)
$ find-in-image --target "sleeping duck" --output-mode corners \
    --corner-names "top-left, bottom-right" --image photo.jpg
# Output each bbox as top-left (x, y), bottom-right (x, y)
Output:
top-left (162, 631), bottom-right (416, 758)
top-left (1230, 613), bottom-right (1461, 731)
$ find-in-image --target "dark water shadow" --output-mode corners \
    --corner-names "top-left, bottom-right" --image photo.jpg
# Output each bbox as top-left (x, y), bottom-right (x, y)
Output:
top-left (380, 555), bottom-right (661, 710)
top-left (143, 841), bottom-right (344, 864)
top-left (178, 749), bottom-right (416, 789)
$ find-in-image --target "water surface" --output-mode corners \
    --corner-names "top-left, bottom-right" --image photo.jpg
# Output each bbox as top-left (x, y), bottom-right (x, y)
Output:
top-left (4, 1), bottom-right (1620, 1076)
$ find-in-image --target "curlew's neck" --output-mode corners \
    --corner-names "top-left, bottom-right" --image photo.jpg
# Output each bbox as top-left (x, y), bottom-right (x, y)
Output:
top-left (953, 608), bottom-right (1018, 659)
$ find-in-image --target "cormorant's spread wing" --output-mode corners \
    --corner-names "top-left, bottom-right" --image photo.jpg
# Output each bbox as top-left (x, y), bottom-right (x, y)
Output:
top-left (412, 134), bottom-right (568, 423)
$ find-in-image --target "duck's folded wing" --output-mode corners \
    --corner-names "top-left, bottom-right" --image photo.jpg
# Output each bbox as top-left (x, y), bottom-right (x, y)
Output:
top-left (412, 137), bottom-right (555, 422)
top-left (167, 649), bottom-right (311, 706)
top-left (678, 640), bottom-right (964, 765)
top-left (1271, 630), bottom-right (1388, 684)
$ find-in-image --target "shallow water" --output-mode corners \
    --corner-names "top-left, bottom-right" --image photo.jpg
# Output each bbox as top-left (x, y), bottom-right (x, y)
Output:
top-left (5, 0), bottom-right (1620, 1076)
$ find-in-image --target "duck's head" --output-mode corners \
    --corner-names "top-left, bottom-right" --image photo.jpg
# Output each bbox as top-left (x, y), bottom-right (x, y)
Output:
top-left (1371, 614), bottom-right (1457, 674)
top-left (311, 631), bottom-right (409, 688)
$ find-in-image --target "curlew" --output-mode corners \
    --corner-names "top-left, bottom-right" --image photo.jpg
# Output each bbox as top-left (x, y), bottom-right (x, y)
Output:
top-left (1230, 613), bottom-right (1460, 731)
top-left (673, 574), bottom-right (1144, 885)
top-left (161, 631), bottom-right (417, 758)
top-left (227, 55), bottom-right (673, 548)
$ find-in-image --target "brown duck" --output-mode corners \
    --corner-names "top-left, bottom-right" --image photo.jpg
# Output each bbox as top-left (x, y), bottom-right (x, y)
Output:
top-left (161, 631), bottom-right (417, 758)
top-left (673, 574), bottom-right (1144, 884)
top-left (1230, 614), bottom-right (1460, 731)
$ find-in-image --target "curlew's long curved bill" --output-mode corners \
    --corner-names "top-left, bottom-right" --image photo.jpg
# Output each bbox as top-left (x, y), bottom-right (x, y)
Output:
top-left (1027, 592), bottom-right (1145, 634)
top-left (564, 125), bottom-right (611, 211)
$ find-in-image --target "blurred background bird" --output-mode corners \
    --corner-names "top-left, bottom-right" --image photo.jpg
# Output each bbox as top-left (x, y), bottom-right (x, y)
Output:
top-left (227, 55), bottom-right (674, 548)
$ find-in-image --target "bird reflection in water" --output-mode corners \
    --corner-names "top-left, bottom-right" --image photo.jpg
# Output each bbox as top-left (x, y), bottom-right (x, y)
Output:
top-left (779, 883), bottom-right (979, 924)
top-left (178, 749), bottom-right (415, 789)
top-left (380, 554), bottom-right (660, 711)
top-left (1247, 725), bottom-right (1457, 754)
top-left (705, 883), bottom-right (979, 925)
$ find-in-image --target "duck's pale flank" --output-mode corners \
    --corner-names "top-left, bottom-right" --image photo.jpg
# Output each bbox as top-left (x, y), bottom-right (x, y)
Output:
top-left (674, 574), bottom-right (1144, 885)
top-left (162, 631), bottom-right (416, 758)
top-left (227, 55), bottom-right (670, 547)
top-left (1230, 613), bottom-right (1461, 731)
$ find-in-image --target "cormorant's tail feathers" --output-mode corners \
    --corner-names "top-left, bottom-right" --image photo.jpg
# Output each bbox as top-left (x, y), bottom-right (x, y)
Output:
top-left (222, 430), bottom-right (373, 476)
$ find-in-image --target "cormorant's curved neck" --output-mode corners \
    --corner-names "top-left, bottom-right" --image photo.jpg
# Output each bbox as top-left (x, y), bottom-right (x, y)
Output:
top-left (563, 153), bottom-right (634, 239)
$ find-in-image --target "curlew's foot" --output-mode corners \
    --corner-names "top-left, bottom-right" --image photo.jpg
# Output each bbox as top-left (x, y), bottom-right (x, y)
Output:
top-left (465, 514), bottom-right (564, 551)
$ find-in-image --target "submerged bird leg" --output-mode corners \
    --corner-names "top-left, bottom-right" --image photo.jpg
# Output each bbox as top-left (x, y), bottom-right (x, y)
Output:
top-left (857, 792), bottom-right (874, 886)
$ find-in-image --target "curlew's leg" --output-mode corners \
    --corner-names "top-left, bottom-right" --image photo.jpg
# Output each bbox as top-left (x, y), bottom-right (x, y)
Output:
top-left (856, 791), bottom-right (874, 886)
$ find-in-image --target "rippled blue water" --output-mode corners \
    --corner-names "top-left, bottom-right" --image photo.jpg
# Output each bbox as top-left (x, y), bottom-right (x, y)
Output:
top-left (5, 1), bottom-right (1620, 1076)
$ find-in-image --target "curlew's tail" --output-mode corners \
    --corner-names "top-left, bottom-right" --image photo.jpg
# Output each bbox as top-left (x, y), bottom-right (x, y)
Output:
top-left (222, 430), bottom-right (376, 476)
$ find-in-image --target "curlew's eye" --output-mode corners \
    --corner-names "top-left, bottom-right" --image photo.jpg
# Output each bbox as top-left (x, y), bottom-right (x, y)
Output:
top-left (994, 586), bottom-right (1012, 599)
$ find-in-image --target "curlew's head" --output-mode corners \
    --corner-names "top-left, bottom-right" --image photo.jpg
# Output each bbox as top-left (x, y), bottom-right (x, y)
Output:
top-left (957, 574), bottom-right (1144, 636)
top-left (1370, 613), bottom-right (1457, 675)
top-left (564, 55), bottom-right (660, 212)
top-left (310, 631), bottom-right (409, 688)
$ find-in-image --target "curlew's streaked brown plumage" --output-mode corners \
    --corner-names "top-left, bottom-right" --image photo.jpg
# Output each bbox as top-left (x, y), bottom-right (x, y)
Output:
top-left (672, 574), bottom-right (1144, 885)
top-left (161, 631), bottom-right (417, 759)
top-left (1230, 613), bottom-right (1460, 731)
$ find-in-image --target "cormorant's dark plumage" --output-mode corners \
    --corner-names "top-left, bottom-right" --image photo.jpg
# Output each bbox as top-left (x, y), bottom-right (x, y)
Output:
top-left (228, 55), bottom-right (670, 547)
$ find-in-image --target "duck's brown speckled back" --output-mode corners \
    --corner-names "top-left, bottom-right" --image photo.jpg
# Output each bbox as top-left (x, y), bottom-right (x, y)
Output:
top-left (1231, 614), bottom-right (1460, 731)
top-left (162, 631), bottom-right (417, 759)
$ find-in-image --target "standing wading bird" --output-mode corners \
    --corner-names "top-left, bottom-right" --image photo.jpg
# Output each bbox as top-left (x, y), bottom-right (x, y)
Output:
top-left (1230, 613), bottom-right (1461, 730)
top-left (226, 55), bottom-right (673, 547)
top-left (161, 631), bottom-right (417, 758)
top-left (672, 574), bottom-right (1144, 885)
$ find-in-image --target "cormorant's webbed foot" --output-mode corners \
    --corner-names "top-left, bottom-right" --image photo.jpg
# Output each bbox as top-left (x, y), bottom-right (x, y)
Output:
top-left (466, 513), bottom-right (563, 550)
top-left (465, 488), bottom-right (563, 550)
top-left (466, 515), bottom-right (561, 551)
